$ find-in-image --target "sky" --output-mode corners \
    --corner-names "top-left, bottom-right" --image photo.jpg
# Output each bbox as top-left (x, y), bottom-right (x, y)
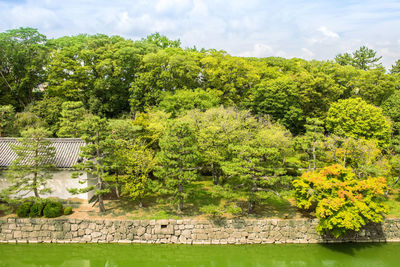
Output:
top-left (1, 0), bottom-right (400, 68)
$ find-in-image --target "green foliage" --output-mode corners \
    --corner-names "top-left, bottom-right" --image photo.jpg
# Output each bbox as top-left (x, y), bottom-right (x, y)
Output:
top-left (70, 115), bottom-right (110, 212)
top-left (156, 120), bottom-right (200, 212)
top-left (29, 199), bottom-right (47, 217)
top-left (43, 200), bottom-right (63, 218)
top-left (64, 206), bottom-right (73, 215)
top-left (5, 127), bottom-right (55, 198)
top-left (221, 119), bottom-right (293, 212)
top-left (293, 164), bottom-right (388, 238)
top-left (16, 201), bottom-right (33, 218)
top-left (130, 48), bottom-right (202, 113)
top-left (246, 76), bottom-right (304, 134)
top-left (335, 46), bottom-right (382, 70)
top-left (117, 141), bottom-right (157, 207)
top-left (57, 101), bottom-right (86, 137)
top-left (294, 118), bottom-right (326, 171)
top-left (326, 98), bottom-right (391, 147)
top-left (158, 89), bottom-right (221, 117)
top-left (391, 60), bottom-right (400, 74)
top-left (0, 27), bottom-right (48, 109)
top-left (0, 105), bottom-right (15, 136)
top-left (13, 111), bottom-right (46, 134)
top-left (144, 33), bottom-right (181, 49)
top-left (27, 97), bottom-right (63, 135)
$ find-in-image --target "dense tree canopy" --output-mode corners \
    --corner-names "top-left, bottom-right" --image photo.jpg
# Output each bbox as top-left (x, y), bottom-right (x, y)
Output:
top-left (2, 28), bottom-right (400, 236)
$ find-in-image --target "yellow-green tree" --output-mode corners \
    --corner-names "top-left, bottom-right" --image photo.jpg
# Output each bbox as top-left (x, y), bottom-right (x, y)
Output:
top-left (293, 164), bottom-right (388, 238)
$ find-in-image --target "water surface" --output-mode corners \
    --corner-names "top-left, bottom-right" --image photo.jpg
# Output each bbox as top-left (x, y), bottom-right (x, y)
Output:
top-left (1, 242), bottom-right (399, 266)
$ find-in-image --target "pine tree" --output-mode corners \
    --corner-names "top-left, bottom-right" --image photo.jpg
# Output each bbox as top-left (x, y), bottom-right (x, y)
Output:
top-left (156, 120), bottom-right (199, 212)
top-left (5, 127), bottom-right (55, 198)
top-left (57, 101), bottom-right (86, 137)
top-left (69, 115), bottom-right (109, 212)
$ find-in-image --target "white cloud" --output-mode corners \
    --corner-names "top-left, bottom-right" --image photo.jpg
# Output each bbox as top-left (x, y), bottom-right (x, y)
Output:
top-left (317, 26), bottom-right (339, 39)
top-left (239, 43), bottom-right (274, 57)
top-left (301, 48), bottom-right (315, 58)
top-left (0, 0), bottom-right (399, 68)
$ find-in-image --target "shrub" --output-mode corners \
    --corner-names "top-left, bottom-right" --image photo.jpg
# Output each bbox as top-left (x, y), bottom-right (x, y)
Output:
top-left (43, 201), bottom-right (63, 218)
top-left (29, 200), bottom-right (47, 217)
top-left (64, 206), bottom-right (73, 215)
top-left (292, 164), bottom-right (388, 238)
top-left (16, 201), bottom-right (33, 218)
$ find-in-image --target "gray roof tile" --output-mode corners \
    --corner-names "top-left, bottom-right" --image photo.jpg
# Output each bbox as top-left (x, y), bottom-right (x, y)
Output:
top-left (0, 138), bottom-right (85, 168)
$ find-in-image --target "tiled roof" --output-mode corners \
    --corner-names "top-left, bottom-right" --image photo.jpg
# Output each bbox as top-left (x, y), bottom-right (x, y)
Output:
top-left (0, 138), bottom-right (85, 169)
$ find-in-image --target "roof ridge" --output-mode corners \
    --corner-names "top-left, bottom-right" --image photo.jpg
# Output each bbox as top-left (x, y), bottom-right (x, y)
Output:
top-left (0, 137), bottom-right (84, 142)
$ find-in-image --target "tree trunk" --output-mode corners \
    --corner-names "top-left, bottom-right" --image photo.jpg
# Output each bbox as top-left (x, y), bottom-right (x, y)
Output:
top-left (98, 194), bottom-right (106, 212)
top-left (139, 199), bottom-right (143, 208)
top-left (33, 172), bottom-right (39, 198)
top-left (212, 164), bottom-right (219, 185)
top-left (312, 144), bottom-right (316, 171)
top-left (178, 183), bottom-right (183, 212)
top-left (115, 171), bottom-right (120, 199)
top-left (247, 181), bottom-right (257, 213)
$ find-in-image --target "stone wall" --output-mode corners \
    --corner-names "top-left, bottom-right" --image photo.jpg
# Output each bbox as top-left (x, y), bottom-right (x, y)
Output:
top-left (0, 218), bottom-right (399, 244)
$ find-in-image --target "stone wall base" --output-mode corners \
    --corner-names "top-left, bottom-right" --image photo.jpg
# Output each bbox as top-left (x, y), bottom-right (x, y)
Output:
top-left (0, 218), bottom-right (399, 244)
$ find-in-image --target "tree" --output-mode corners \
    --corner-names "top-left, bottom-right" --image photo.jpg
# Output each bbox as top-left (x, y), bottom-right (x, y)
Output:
top-left (27, 97), bottom-right (64, 136)
top-left (335, 46), bottom-right (382, 70)
top-left (144, 33), bottom-right (181, 49)
top-left (185, 107), bottom-right (258, 186)
top-left (295, 118), bottom-right (326, 171)
top-left (221, 121), bottom-right (293, 212)
top-left (0, 105), bottom-right (15, 137)
top-left (4, 127), bottom-right (55, 198)
top-left (102, 119), bottom-right (141, 198)
top-left (324, 136), bottom-right (388, 179)
top-left (69, 115), bottom-right (109, 212)
top-left (246, 76), bottom-right (304, 134)
top-left (57, 101), bottom-right (86, 138)
top-left (326, 98), bottom-right (391, 147)
top-left (130, 48), bottom-right (202, 114)
top-left (390, 59), bottom-right (400, 74)
top-left (118, 142), bottom-right (157, 207)
top-left (293, 164), bottom-right (388, 238)
top-left (0, 27), bottom-right (48, 109)
top-left (47, 34), bottom-right (146, 117)
top-left (155, 120), bottom-right (199, 212)
top-left (200, 50), bottom-right (261, 105)
top-left (350, 68), bottom-right (396, 106)
top-left (158, 89), bottom-right (221, 117)
top-left (13, 111), bottom-right (46, 134)
top-left (382, 91), bottom-right (400, 153)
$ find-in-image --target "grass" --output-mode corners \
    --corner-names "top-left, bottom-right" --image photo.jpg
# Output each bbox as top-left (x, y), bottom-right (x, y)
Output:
top-left (386, 189), bottom-right (400, 218)
top-left (63, 180), bottom-right (310, 220)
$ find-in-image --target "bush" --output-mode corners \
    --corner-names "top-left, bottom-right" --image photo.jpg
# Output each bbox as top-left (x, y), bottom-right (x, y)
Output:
top-left (43, 201), bottom-right (63, 218)
top-left (16, 201), bottom-right (33, 218)
top-left (64, 206), bottom-right (73, 215)
top-left (292, 164), bottom-right (388, 238)
top-left (29, 200), bottom-right (47, 217)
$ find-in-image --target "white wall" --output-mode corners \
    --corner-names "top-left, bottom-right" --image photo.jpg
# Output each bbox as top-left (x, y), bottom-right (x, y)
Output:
top-left (0, 170), bottom-right (94, 200)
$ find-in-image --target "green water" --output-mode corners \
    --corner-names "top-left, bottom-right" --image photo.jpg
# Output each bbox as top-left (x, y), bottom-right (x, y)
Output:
top-left (0, 243), bottom-right (399, 266)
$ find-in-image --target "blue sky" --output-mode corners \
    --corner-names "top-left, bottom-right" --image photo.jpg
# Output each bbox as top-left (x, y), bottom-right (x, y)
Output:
top-left (1, 0), bottom-right (400, 68)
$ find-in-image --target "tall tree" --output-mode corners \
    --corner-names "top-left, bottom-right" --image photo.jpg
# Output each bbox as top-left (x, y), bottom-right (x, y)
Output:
top-left (4, 127), bottom-right (55, 198)
top-left (390, 59), bottom-right (400, 74)
top-left (118, 141), bottom-right (157, 208)
top-left (0, 105), bottom-right (15, 137)
top-left (156, 120), bottom-right (199, 212)
top-left (57, 101), bottom-right (86, 138)
top-left (326, 98), bottom-right (391, 147)
top-left (0, 27), bottom-right (48, 109)
top-left (221, 121), bottom-right (293, 212)
top-left (69, 115), bottom-right (109, 212)
top-left (335, 46), bottom-right (382, 70)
